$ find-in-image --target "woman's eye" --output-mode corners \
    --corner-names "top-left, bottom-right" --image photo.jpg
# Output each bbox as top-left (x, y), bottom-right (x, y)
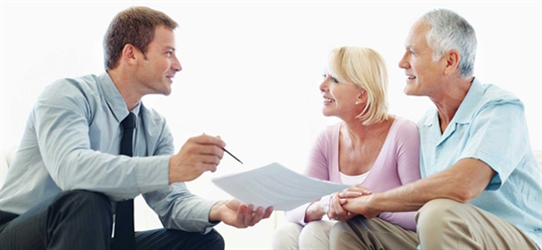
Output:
top-left (331, 77), bottom-right (339, 83)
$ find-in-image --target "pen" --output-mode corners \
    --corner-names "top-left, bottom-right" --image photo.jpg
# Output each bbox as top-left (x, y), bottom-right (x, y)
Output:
top-left (222, 147), bottom-right (243, 164)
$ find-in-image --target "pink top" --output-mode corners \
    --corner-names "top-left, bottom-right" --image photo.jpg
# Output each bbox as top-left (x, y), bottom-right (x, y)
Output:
top-left (285, 117), bottom-right (421, 231)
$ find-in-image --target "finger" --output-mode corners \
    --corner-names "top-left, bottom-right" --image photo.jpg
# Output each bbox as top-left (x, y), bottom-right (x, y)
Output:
top-left (248, 207), bottom-right (264, 226)
top-left (331, 195), bottom-right (344, 218)
top-left (346, 187), bottom-right (372, 195)
top-left (243, 204), bottom-right (254, 227)
top-left (197, 155), bottom-right (221, 166)
top-left (263, 207), bottom-right (273, 219)
top-left (339, 191), bottom-right (364, 198)
top-left (236, 204), bottom-right (247, 228)
top-left (190, 144), bottom-right (225, 159)
top-left (191, 134), bottom-right (226, 148)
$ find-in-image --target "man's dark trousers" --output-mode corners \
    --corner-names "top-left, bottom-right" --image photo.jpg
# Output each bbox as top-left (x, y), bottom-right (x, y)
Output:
top-left (0, 190), bottom-right (224, 250)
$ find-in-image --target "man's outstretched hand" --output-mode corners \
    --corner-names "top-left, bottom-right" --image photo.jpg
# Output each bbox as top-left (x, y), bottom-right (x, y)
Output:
top-left (209, 199), bottom-right (273, 228)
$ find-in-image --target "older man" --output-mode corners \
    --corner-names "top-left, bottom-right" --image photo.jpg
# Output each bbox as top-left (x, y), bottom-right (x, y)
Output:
top-left (329, 9), bottom-right (541, 249)
top-left (0, 6), bottom-right (272, 250)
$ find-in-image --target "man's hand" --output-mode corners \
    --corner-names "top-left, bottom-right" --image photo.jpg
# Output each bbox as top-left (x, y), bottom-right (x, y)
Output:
top-left (341, 194), bottom-right (380, 219)
top-left (168, 134), bottom-right (226, 184)
top-left (328, 184), bottom-right (372, 221)
top-left (209, 200), bottom-right (273, 228)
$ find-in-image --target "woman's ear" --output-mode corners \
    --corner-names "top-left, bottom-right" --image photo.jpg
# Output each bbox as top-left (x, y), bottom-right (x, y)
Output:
top-left (356, 89), bottom-right (368, 105)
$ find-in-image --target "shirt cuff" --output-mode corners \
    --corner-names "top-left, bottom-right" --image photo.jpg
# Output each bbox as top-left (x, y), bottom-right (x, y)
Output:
top-left (135, 155), bottom-right (170, 194)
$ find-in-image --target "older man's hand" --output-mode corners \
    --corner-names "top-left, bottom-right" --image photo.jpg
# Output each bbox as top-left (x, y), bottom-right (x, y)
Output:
top-left (340, 193), bottom-right (380, 219)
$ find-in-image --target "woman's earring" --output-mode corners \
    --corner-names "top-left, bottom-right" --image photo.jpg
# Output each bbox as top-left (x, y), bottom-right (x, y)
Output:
top-left (355, 101), bottom-right (360, 105)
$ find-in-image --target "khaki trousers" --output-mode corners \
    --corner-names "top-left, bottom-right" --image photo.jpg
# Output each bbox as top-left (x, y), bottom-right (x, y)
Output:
top-left (329, 199), bottom-right (538, 250)
top-left (272, 221), bottom-right (337, 250)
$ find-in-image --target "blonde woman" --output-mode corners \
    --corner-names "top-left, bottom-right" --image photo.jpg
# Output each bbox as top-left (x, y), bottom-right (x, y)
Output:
top-left (272, 47), bottom-right (421, 249)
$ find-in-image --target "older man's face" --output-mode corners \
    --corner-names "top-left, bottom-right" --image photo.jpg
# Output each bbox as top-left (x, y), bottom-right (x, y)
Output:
top-left (399, 21), bottom-right (446, 97)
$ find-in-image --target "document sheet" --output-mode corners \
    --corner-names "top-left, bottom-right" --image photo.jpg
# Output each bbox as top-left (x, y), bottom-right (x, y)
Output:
top-left (211, 162), bottom-right (349, 211)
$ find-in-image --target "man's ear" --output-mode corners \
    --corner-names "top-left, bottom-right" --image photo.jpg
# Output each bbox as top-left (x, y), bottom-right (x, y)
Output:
top-left (443, 50), bottom-right (460, 76)
top-left (121, 44), bottom-right (139, 66)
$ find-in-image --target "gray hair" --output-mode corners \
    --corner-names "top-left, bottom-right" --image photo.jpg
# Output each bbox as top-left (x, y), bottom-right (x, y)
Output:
top-left (421, 9), bottom-right (477, 79)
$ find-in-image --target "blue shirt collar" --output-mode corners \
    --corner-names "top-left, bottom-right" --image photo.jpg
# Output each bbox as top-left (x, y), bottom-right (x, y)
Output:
top-left (452, 77), bottom-right (483, 124)
top-left (423, 77), bottom-right (483, 127)
top-left (99, 72), bottom-right (141, 123)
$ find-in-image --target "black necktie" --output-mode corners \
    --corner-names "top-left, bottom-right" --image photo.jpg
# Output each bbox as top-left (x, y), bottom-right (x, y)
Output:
top-left (112, 113), bottom-right (136, 250)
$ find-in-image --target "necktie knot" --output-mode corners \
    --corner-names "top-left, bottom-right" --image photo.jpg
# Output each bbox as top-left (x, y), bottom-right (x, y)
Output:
top-left (121, 113), bottom-right (136, 130)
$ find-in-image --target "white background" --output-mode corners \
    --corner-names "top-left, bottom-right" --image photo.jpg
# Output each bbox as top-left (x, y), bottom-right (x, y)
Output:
top-left (1, 1), bottom-right (541, 249)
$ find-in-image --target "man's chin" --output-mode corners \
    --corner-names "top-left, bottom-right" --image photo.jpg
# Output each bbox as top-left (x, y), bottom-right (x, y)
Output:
top-left (403, 86), bottom-right (421, 96)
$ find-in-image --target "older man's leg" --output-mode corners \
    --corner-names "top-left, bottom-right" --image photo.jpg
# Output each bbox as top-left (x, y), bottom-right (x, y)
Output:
top-left (416, 199), bottom-right (538, 249)
top-left (329, 216), bottom-right (418, 250)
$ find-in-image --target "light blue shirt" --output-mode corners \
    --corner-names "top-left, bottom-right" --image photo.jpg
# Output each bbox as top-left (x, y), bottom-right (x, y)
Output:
top-left (418, 78), bottom-right (542, 248)
top-left (0, 72), bottom-right (218, 233)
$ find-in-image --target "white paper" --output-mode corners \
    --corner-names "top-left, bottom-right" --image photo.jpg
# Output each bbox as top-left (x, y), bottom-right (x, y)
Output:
top-left (211, 162), bottom-right (349, 211)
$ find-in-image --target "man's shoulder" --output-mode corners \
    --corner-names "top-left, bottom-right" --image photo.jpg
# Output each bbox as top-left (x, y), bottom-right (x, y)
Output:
top-left (42, 74), bottom-right (101, 98)
top-left (479, 83), bottom-right (522, 107)
top-left (38, 74), bottom-right (101, 106)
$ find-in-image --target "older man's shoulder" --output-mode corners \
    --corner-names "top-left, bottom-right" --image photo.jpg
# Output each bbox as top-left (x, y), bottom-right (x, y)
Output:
top-left (480, 83), bottom-right (522, 107)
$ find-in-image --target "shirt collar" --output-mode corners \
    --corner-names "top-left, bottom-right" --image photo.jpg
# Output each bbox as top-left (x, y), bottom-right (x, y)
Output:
top-left (423, 77), bottom-right (483, 127)
top-left (451, 77), bottom-right (483, 124)
top-left (98, 72), bottom-right (141, 122)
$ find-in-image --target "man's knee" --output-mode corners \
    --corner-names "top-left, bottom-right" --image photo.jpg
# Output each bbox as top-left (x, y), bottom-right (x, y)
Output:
top-left (51, 190), bottom-right (112, 220)
top-left (329, 221), bottom-right (357, 246)
top-left (416, 198), bottom-right (466, 238)
top-left (204, 229), bottom-right (225, 250)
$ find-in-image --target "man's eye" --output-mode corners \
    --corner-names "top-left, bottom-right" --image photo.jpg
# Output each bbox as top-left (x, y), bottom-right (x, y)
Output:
top-left (166, 51), bottom-right (173, 57)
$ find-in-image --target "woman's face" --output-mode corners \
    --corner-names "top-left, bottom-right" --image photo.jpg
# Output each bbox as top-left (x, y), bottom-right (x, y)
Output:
top-left (319, 74), bottom-right (364, 119)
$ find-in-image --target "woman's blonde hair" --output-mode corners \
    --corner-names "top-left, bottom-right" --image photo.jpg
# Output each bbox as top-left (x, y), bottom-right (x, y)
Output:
top-left (327, 47), bottom-right (389, 125)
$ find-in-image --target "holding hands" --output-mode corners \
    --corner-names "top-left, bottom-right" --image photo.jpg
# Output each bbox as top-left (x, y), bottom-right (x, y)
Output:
top-left (329, 184), bottom-right (372, 221)
top-left (339, 184), bottom-right (380, 219)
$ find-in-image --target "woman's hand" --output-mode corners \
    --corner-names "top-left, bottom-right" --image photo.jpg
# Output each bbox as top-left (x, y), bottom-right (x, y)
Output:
top-left (339, 184), bottom-right (372, 198)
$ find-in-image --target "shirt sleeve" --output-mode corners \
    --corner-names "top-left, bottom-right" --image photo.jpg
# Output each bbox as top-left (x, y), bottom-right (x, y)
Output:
top-left (377, 119), bottom-right (421, 231)
top-left (459, 101), bottom-right (528, 190)
top-left (285, 129), bottom-right (331, 225)
top-left (142, 123), bottom-right (219, 233)
top-left (34, 80), bottom-right (170, 201)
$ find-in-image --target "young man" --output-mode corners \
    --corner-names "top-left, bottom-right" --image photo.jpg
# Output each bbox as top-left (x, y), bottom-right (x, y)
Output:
top-left (0, 6), bottom-right (272, 250)
top-left (329, 9), bottom-right (541, 249)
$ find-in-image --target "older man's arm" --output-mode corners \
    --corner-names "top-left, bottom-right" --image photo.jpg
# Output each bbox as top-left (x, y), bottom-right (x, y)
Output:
top-left (341, 158), bottom-right (494, 218)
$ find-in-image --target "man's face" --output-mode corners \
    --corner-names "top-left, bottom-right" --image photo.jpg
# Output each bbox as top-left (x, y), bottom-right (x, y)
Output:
top-left (398, 20), bottom-right (446, 97)
top-left (135, 25), bottom-right (182, 96)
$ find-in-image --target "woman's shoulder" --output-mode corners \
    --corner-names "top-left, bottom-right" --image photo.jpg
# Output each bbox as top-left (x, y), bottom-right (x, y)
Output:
top-left (388, 116), bottom-right (419, 142)
top-left (391, 116), bottom-right (418, 132)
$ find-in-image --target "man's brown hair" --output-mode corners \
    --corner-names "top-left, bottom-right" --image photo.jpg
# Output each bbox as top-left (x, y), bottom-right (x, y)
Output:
top-left (103, 6), bottom-right (178, 69)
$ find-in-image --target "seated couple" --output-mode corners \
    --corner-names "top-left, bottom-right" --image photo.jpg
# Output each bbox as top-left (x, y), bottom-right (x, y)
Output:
top-left (273, 9), bottom-right (541, 250)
